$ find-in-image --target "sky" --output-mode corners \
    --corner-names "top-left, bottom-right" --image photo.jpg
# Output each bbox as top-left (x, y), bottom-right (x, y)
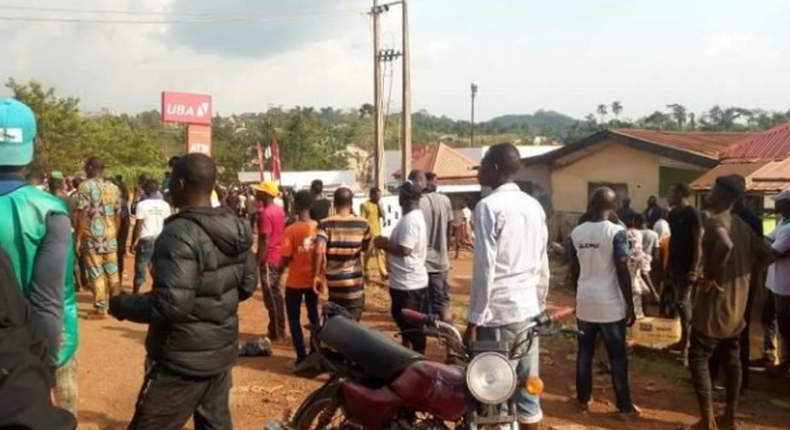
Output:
top-left (2, 0), bottom-right (790, 121)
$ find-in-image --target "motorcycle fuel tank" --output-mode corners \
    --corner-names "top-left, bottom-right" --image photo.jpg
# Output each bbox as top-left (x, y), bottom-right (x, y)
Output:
top-left (389, 361), bottom-right (469, 421)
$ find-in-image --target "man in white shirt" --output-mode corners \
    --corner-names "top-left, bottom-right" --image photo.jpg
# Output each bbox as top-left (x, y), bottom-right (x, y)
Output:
top-left (569, 187), bottom-right (638, 418)
top-left (374, 181), bottom-right (429, 353)
top-left (130, 179), bottom-right (171, 294)
top-left (464, 143), bottom-right (549, 430)
top-left (766, 189), bottom-right (790, 374)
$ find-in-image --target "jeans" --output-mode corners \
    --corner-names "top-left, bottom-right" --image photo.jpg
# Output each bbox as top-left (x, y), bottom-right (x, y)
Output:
top-left (129, 363), bottom-right (232, 430)
top-left (576, 319), bottom-right (634, 412)
top-left (775, 292), bottom-right (790, 367)
top-left (389, 288), bottom-right (429, 354)
top-left (54, 356), bottom-right (79, 418)
top-left (427, 272), bottom-right (450, 317)
top-left (672, 273), bottom-right (694, 347)
top-left (761, 289), bottom-right (779, 359)
top-left (477, 320), bottom-right (543, 425)
top-left (285, 288), bottom-right (320, 362)
top-left (689, 330), bottom-right (741, 422)
top-left (133, 238), bottom-right (156, 288)
top-left (261, 263), bottom-right (286, 340)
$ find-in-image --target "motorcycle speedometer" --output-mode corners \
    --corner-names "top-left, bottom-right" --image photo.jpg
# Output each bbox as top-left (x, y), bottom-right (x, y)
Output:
top-left (465, 352), bottom-right (517, 405)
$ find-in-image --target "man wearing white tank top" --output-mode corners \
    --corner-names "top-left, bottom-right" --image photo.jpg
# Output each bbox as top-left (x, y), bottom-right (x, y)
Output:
top-left (570, 187), bottom-right (639, 418)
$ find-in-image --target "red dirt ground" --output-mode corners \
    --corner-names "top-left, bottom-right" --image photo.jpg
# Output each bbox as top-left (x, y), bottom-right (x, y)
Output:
top-left (75, 253), bottom-right (790, 430)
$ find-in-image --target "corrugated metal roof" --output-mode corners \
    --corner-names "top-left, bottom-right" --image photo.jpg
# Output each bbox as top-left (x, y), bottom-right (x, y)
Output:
top-left (392, 143), bottom-right (478, 181)
top-left (612, 129), bottom-right (754, 158)
top-left (720, 121), bottom-right (790, 161)
top-left (689, 159), bottom-right (790, 193)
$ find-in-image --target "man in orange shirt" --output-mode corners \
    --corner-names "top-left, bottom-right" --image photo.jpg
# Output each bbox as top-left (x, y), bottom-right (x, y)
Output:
top-left (282, 190), bottom-right (320, 364)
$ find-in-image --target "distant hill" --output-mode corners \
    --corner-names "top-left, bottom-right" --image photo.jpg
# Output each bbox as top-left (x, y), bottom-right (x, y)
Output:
top-left (488, 110), bottom-right (579, 130)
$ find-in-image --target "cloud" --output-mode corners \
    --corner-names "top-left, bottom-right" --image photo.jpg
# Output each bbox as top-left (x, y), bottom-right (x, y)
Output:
top-left (164, 0), bottom-right (365, 58)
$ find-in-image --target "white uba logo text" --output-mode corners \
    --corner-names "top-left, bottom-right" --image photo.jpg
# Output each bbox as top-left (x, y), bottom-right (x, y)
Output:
top-left (0, 128), bottom-right (23, 143)
top-left (166, 102), bottom-right (210, 118)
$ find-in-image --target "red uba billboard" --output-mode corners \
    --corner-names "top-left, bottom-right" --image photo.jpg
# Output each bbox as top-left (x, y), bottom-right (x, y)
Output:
top-left (161, 91), bottom-right (212, 125)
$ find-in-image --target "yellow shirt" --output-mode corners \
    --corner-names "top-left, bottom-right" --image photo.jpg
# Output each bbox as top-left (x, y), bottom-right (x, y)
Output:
top-left (360, 201), bottom-right (383, 236)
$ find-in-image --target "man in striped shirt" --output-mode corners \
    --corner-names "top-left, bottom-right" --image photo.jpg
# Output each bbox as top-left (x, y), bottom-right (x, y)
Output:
top-left (313, 187), bottom-right (371, 320)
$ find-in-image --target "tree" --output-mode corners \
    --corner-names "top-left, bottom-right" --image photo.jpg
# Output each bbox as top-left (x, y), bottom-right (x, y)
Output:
top-left (611, 101), bottom-right (623, 119)
top-left (666, 104), bottom-right (687, 129)
top-left (596, 104), bottom-right (608, 124)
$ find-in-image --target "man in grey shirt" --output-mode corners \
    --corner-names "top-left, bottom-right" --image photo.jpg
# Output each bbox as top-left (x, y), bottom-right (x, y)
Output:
top-left (409, 170), bottom-right (454, 321)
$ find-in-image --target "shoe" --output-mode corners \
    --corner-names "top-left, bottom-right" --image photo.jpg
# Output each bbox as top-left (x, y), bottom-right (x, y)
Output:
top-left (577, 399), bottom-right (593, 414)
top-left (618, 404), bottom-right (643, 420)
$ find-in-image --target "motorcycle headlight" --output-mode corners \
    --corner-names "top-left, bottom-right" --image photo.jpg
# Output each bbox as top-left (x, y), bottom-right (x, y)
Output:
top-left (466, 352), bottom-right (517, 404)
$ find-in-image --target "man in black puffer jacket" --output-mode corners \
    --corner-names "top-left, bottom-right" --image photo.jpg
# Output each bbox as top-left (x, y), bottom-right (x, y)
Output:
top-left (110, 153), bottom-right (258, 430)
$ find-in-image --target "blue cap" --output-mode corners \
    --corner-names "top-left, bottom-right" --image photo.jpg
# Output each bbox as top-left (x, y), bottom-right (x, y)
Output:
top-left (0, 98), bottom-right (36, 167)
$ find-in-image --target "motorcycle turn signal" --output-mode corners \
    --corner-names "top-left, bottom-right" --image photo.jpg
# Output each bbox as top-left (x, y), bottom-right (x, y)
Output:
top-left (525, 376), bottom-right (544, 395)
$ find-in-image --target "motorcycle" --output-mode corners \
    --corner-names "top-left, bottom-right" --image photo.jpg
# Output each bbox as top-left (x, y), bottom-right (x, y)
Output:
top-left (267, 303), bottom-right (577, 430)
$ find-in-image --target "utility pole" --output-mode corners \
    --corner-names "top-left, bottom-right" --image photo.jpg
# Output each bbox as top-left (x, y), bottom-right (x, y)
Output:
top-left (372, 0), bottom-right (385, 190)
top-left (401, 0), bottom-right (412, 178)
top-left (471, 82), bottom-right (478, 146)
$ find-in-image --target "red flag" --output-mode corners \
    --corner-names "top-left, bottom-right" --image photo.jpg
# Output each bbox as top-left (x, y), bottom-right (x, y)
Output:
top-left (270, 134), bottom-right (282, 182)
top-left (256, 141), bottom-right (265, 181)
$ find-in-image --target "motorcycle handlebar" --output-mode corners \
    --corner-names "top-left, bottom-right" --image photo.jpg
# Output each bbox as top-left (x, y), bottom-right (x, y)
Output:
top-left (401, 309), bottom-right (429, 324)
top-left (549, 307), bottom-right (575, 324)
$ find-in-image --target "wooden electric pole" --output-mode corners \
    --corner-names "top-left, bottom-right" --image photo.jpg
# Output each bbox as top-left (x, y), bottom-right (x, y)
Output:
top-left (401, 0), bottom-right (412, 179)
top-left (372, 0), bottom-right (385, 190)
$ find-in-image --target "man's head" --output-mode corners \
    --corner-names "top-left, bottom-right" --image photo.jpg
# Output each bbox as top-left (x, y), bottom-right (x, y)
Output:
top-left (399, 181), bottom-right (422, 211)
top-left (590, 187), bottom-right (617, 218)
top-left (478, 143), bottom-right (521, 188)
top-left (311, 179), bottom-right (324, 196)
top-left (144, 179), bottom-right (160, 198)
top-left (334, 187), bottom-right (354, 211)
top-left (168, 156), bottom-right (180, 170)
top-left (407, 170), bottom-right (427, 191)
top-left (0, 98), bottom-right (36, 169)
top-left (772, 189), bottom-right (790, 217)
top-left (621, 197), bottom-right (631, 209)
top-left (25, 171), bottom-right (44, 186)
top-left (425, 171), bottom-right (438, 190)
top-left (369, 187), bottom-right (381, 203)
top-left (84, 157), bottom-right (106, 179)
top-left (707, 175), bottom-right (745, 213)
top-left (668, 183), bottom-right (691, 207)
top-left (49, 177), bottom-right (65, 193)
top-left (647, 195), bottom-right (657, 207)
top-left (294, 190), bottom-right (313, 214)
top-left (633, 213), bottom-right (646, 229)
top-left (169, 153), bottom-right (217, 209)
top-left (252, 181), bottom-right (279, 205)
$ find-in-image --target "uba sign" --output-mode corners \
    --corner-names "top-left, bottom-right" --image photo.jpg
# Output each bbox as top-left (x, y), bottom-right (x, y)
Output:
top-left (161, 91), bottom-right (212, 125)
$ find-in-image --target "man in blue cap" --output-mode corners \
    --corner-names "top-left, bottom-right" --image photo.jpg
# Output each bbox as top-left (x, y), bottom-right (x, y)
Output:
top-left (0, 98), bottom-right (80, 417)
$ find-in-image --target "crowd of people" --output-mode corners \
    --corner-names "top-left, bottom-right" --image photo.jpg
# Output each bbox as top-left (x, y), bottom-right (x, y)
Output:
top-left (1, 95), bottom-right (788, 430)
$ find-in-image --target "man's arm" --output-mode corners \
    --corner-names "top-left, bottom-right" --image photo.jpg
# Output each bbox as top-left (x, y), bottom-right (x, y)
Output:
top-left (690, 212), bottom-right (704, 280)
top-left (149, 231), bottom-right (199, 321)
top-left (130, 205), bottom-right (144, 253)
top-left (312, 239), bottom-right (327, 294)
top-left (467, 203), bottom-right (497, 327)
top-left (28, 214), bottom-right (70, 371)
top-left (238, 252), bottom-right (259, 302)
top-left (537, 222), bottom-right (550, 310)
top-left (613, 230), bottom-right (636, 326)
top-left (568, 236), bottom-right (580, 291)
top-left (770, 226), bottom-right (790, 260)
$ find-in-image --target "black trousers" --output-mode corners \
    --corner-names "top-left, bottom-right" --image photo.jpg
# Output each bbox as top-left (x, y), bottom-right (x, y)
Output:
top-left (128, 364), bottom-right (232, 430)
top-left (390, 288), bottom-right (428, 354)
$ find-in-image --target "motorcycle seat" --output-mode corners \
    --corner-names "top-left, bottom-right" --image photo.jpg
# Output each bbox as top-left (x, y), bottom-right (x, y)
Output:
top-left (319, 315), bottom-right (422, 385)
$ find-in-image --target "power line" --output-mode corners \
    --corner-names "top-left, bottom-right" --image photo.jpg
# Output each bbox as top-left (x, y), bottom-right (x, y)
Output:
top-left (0, 4), bottom-right (202, 16)
top-left (0, 9), bottom-right (360, 25)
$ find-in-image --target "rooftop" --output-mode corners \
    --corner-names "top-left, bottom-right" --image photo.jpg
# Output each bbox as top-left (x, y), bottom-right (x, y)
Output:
top-left (720, 121), bottom-right (790, 161)
top-left (690, 159), bottom-right (790, 194)
top-left (392, 143), bottom-right (479, 181)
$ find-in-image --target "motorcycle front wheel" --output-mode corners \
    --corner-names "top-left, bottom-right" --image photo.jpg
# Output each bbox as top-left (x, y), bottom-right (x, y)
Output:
top-left (291, 381), bottom-right (352, 430)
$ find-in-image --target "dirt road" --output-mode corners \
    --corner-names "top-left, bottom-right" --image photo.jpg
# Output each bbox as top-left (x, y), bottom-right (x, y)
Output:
top-left (75, 255), bottom-right (789, 430)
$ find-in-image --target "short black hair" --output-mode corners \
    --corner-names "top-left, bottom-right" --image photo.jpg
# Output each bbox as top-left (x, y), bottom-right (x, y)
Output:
top-left (49, 177), bottom-right (64, 191)
top-left (633, 213), bottom-right (646, 226)
top-left (311, 180), bottom-right (324, 194)
top-left (399, 181), bottom-right (422, 202)
top-left (370, 187), bottom-right (381, 193)
top-left (144, 179), bottom-right (160, 195)
top-left (715, 175), bottom-right (746, 201)
top-left (168, 156), bottom-right (181, 169)
top-left (334, 187), bottom-right (353, 208)
top-left (172, 153), bottom-right (216, 194)
top-left (294, 190), bottom-right (313, 212)
top-left (483, 143), bottom-right (521, 176)
top-left (25, 171), bottom-right (44, 182)
top-left (426, 172), bottom-right (437, 181)
top-left (671, 183), bottom-right (691, 198)
top-left (86, 156), bottom-right (106, 171)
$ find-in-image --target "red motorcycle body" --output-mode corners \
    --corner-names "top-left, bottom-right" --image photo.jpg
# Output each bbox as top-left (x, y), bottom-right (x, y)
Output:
top-left (340, 361), bottom-right (469, 429)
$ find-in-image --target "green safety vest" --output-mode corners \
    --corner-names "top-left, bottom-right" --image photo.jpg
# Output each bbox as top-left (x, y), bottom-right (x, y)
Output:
top-left (0, 184), bottom-right (79, 367)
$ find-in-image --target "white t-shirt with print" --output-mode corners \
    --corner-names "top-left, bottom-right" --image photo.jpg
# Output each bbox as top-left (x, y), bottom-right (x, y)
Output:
top-left (135, 199), bottom-right (172, 240)
top-left (388, 209), bottom-right (429, 291)
top-left (571, 220), bottom-right (628, 323)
